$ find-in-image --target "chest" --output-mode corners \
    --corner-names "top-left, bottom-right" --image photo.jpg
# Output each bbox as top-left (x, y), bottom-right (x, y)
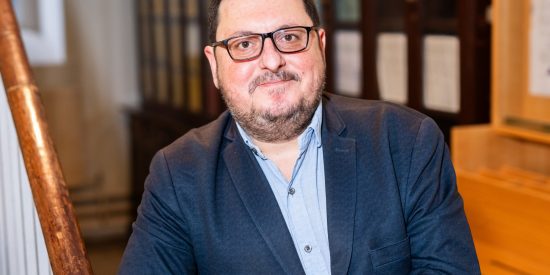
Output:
top-left (180, 165), bottom-right (411, 274)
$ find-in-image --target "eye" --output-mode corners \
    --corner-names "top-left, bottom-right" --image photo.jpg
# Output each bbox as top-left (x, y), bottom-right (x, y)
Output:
top-left (229, 36), bottom-right (259, 52)
top-left (238, 40), bottom-right (252, 49)
top-left (276, 29), bottom-right (305, 44)
top-left (283, 34), bottom-right (298, 42)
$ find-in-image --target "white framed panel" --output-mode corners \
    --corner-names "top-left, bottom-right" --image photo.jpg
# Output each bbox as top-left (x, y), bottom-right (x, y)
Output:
top-left (14, 0), bottom-right (66, 66)
top-left (334, 30), bottom-right (362, 97)
top-left (422, 35), bottom-right (460, 113)
top-left (529, 0), bottom-right (550, 97)
top-left (377, 33), bottom-right (408, 104)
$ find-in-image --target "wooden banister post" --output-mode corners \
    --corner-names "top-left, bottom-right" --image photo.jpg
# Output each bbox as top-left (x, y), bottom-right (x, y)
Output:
top-left (0, 0), bottom-right (93, 274)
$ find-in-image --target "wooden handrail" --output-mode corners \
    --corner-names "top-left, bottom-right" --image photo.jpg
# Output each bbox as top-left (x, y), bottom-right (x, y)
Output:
top-left (0, 1), bottom-right (93, 274)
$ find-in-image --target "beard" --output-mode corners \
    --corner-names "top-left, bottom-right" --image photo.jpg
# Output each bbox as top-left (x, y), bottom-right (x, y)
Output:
top-left (220, 70), bottom-right (325, 143)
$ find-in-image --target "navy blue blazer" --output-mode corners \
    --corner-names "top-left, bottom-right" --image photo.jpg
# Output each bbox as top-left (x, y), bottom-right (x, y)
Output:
top-left (119, 93), bottom-right (480, 274)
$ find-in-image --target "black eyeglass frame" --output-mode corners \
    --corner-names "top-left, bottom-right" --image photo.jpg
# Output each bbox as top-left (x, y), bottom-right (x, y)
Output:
top-left (210, 26), bottom-right (320, 61)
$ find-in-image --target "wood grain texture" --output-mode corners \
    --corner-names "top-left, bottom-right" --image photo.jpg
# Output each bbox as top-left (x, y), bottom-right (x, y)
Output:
top-left (492, 0), bottom-right (550, 143)
top-left (452, 125), bottom-right (550, 274)
top-left (0, 0), bottom-right (93, 274)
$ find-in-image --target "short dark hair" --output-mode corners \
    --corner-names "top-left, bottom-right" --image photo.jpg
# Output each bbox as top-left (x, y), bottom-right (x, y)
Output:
top-left (207, 0), bottom-right (321, 43)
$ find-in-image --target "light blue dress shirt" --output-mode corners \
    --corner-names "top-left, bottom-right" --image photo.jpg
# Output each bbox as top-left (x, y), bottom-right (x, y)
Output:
top-left (236, 104), bottom-right (330, 275)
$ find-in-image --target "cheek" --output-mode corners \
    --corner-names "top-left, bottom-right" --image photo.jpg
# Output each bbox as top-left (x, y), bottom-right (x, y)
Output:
top-left (295, 57), bottom-right (324, 85)
top-left (218, 62), bottom-right (257, 109)
top-left (218, 62), bottom-right (255, 91)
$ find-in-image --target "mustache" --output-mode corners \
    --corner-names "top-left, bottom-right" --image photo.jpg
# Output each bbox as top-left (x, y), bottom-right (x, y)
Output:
top-left (248, 71), bottom-right (301, 94)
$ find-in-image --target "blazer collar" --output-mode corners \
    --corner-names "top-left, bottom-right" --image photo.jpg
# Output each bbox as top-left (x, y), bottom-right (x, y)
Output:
top-left (322, 95), bottom-right (358, 275)
top-left (222, 94), bottom-right (358, 274)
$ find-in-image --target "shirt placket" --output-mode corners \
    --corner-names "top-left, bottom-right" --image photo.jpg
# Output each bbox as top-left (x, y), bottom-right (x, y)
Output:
top-left (286, 181), bottom-right (330, 274)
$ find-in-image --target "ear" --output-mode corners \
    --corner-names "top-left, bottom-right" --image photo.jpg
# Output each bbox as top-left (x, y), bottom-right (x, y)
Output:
top-left (204, 45), bottom-right (220, 89)
top-left (317, 28), bottom-right (327, 59)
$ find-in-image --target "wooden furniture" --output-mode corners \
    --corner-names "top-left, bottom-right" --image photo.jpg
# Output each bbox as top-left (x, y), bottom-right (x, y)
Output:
top-left (452, 126), bottom-right (550, 274)
top-left (489, 0), bottom-right (550, 144)
top-left (0, 0), bottom-right (92, 273)
top-left (324, 0), bottom-right (491, 141)
top-left (130, 0), bottom-right (220, 223)
top-left (452, 0), bottom-right (550, 273)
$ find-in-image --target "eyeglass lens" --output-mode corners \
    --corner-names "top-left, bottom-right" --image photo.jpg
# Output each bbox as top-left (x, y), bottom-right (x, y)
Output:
top-left (227, 27), bottom-right (310, 60)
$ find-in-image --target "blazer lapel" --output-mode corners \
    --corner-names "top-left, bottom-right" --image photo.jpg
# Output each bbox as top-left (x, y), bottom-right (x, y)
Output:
top-left (323, 99), bottom-right (358, 275)
top-left (222, 122), bottom-right (305, 275)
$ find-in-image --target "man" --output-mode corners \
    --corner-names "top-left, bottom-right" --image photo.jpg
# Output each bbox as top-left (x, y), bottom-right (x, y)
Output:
top-left (119, 0), bottom-right (480, 273)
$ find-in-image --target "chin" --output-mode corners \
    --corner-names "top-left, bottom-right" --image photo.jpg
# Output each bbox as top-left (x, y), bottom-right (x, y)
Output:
top-left (262, 96), bottom-right (301, 113)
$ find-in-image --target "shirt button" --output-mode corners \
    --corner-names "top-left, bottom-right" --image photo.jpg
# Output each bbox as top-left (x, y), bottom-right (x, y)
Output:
top-left (288, 187), bottom-right (296, 195)
top-left (304, 245), bottom-right (312, 253)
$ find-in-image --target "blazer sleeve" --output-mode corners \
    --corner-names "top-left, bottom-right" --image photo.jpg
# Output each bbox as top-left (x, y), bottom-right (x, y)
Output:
top-left (118, 150), bottom-right (197, 274)
top-left (405, 118), bottom-right (480, 274)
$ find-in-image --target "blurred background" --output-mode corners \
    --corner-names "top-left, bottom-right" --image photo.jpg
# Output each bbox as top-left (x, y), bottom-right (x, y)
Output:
top-left (1, 0), bottom-right (549, 274)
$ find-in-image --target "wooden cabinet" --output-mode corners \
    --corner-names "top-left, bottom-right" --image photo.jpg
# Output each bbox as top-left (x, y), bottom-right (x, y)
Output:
top-left (130, 0), bottom-right (223, 222)
top-left (452, 126), bottom-right (550, 274)
top-left (128, 108), bottom-right (211, 218)
top-left (323, 0), bottom-right (492, 141)
top-left (452, 0), bottom-right (550, 272)
top-left (135, 0), bottom-right (223, 116)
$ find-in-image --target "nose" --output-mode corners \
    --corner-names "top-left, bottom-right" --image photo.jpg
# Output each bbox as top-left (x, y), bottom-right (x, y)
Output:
top-left (259, 38), bottom-right (286, 72)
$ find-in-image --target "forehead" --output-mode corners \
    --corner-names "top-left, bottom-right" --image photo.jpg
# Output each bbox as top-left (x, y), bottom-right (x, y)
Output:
top-left (217, 0), bottom-right (312, 37)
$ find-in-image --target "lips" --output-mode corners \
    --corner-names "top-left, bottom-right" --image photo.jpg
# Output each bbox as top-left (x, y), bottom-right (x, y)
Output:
top-left (249, 71), bottom-right (301, 94)
top-left (258, 79), bottom-right (288, 86)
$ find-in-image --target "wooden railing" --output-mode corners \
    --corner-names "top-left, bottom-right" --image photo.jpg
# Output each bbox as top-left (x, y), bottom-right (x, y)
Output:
top-left (0, 0), bottom-right (93, 274)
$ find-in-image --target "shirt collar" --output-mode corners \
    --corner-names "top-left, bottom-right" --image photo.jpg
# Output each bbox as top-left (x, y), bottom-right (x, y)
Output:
top-left (236, 103), bottom-right (323, 159)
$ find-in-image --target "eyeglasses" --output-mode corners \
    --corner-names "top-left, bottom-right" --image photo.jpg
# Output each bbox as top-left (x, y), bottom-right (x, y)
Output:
top-left (210, 26), bottom-right (319, 61)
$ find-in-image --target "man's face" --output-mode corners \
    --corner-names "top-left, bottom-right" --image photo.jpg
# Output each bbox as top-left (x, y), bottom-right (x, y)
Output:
top-left (204, 0), bottom-right (326, 142)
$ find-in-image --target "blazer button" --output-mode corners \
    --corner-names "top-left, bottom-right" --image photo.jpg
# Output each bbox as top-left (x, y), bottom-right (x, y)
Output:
top-left (288, 187), bottom-right (296, 195)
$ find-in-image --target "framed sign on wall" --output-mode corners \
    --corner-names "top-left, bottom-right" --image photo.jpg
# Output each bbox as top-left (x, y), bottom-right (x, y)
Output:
top-left (13, 0), bottom-right (66, 65)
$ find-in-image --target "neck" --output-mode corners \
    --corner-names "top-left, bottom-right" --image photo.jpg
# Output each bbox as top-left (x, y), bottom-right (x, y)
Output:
top-left (252, 136), bottom-right (300, 182)
top-left (252, 136), bottom-right (299, 156)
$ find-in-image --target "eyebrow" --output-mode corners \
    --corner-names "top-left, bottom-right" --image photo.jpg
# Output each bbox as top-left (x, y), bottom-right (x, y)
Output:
top-left (225, 24), bottom-right (296, 38)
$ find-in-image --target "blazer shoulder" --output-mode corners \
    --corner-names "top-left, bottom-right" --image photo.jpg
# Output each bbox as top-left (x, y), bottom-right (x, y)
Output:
top-left (159, 111), bottom-right (232, 170)
top-left (323, 93), bottom-right (434, 138)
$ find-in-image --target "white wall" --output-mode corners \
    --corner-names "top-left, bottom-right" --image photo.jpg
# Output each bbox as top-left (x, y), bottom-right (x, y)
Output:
top-left (0, 2), bottom-right (137, 272)
top-left (32, 0), bottom-right (139, 238)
